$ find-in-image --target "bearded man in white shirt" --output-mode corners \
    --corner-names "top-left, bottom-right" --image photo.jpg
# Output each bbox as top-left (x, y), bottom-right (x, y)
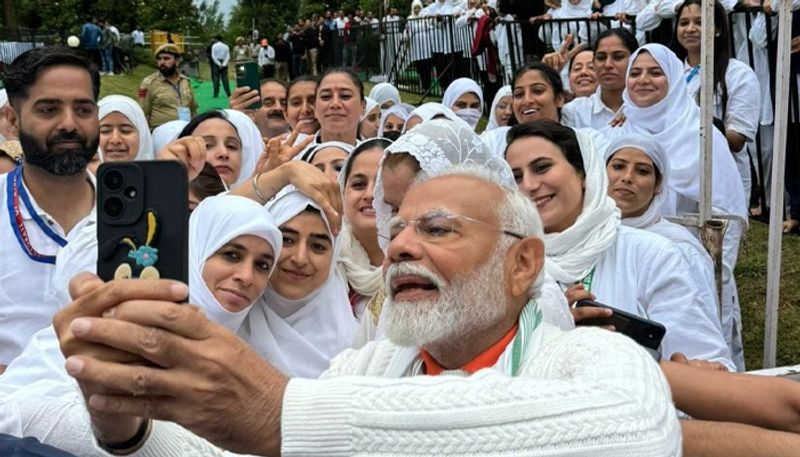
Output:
top-left (0, 46), bottom-right (99, 372)
top-left (55, 165), bottom-right (682, 456)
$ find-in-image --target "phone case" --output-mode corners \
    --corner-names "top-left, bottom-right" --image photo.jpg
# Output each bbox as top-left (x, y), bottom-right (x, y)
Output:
top-left (96, 161), bottom-right (189, 284)
top-left (235, 61), bottom-right (262, 109)
top-left (576, 300), bottom-right (666, 350)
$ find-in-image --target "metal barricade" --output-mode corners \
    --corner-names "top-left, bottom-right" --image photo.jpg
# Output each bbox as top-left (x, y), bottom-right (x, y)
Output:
top-left (0, 29), bottom-right (58, 77)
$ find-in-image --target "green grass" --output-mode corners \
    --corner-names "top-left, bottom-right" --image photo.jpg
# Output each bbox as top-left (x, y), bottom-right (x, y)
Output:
top-left (100, 67), bottom-right (800, 370)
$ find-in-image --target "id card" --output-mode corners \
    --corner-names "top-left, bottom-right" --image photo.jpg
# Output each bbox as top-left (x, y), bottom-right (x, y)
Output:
top-left (177, 107), bottom-right (191, 122)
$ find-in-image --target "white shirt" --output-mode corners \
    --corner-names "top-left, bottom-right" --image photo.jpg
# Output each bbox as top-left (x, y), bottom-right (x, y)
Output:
top-left (561, 88), bottom-right (618, 130)
top-left (574, 226), bottom-right (733, 369)
top-left (684, 58), bottom-right (761, 149)
top-left (132, 30), bottom-right (145, 45)
top-left (0, 171), bottom-right (96, 365)
top-left (211, 41), bottom-right (230, 68)
top-left (258, 46), bottom-right (275, 67)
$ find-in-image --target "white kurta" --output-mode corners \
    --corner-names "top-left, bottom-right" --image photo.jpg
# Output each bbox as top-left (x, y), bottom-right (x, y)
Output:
top-left (561, 88), bottom-right (618, 130)
top-left (0, 172), bottom-right (96, 365)
top-left (570, 226), bottom-right (733, 368)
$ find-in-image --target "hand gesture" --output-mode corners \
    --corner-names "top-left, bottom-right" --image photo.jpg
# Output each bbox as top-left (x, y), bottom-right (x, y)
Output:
top-left (276, 161), bottom-right (343, 234)
top-left (541, 34), bottom-right (588, 74)
top-left (229, 86), bottom-right (260, 113)
top-left (157, 136), bottom-right (207, 182)
top-left (258, 128), bottom-right (315, 174)
top-left (609, 109), bottom-right (627, 127)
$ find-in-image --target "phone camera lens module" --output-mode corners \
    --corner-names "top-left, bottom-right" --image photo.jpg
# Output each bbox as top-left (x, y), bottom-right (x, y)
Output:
top-left (104, 170), bottom-right (124, 191)
top-left (124, 187), bottom-right (138, 199)
top-left (104, 197), bottom-right (125, 219)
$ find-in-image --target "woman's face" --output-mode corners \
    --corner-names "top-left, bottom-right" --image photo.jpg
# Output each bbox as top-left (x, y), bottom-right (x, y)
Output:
top-left (316, 73), bottom-right (364, 135)
top-left (594, 35), bottom-right (631, 92)
top-left (202, 235), bottom-right (275, 312)
top-left (193, 118), bottom-right (242, 187)
top-left (606, 147), bottom-right (659, 218)
top-left (451, 92), bottom-right (481, 112)
top-left (627, 52), bottom-right (670, 108)
top-left (311, 147), bottom-right (348, 179)
top-left (360, 106), bottom-right (381, 138)
top-left (344, 148), bottom-right (382, 241)
top-left (506, 136), bottom-right (584, 233)
top-left (569, 50), bottom-right (598, 97)
top-left (271, 212), bottom-right (334, 300)
top-left (677, 4), bottom-right (702, 54)
top-left (99, 112), bottom-right (140, 161)
top-left (413, 5), bottom-right (421, 14)
top-left (493, 95), bottom-right (513, 127)
top-left (286, 81), bottom-right (319, 134)
top-left (512, 70), bottom-right (564, 123)
top-left (382, 114), bottom-right (405, 134)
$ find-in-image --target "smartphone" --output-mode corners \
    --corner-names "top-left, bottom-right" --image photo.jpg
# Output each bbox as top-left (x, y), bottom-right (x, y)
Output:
top-left (96, 161), bottom-right (189, 284)
top-left (575, 300), bottom-right (666, 351)
top-left (235, 61), bottom-right (262, 110)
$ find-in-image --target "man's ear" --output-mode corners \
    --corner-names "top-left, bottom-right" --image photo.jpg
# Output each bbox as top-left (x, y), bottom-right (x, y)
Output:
top-left (2, 104), bottom-right (19, 135)
top-left (506, 237), bottom-right (545, 299)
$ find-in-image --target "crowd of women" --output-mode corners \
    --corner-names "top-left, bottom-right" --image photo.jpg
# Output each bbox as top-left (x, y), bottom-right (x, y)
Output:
top-left (2, 1), bottom-right (795, 395)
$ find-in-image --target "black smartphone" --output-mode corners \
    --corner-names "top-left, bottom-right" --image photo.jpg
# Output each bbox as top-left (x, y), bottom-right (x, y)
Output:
top-left (576, 300), bottom-right (666, 351)
top-left (235, 61), bottom-right (262, 110)
top-left (96, 161), bottom-right (189, 284)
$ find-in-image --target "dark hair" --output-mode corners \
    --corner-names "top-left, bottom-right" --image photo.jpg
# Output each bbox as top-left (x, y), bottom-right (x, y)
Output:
top-left (594, 28), bottom-right (639, 55)
top-left (671, 0), bottom-right (730, 112)
top-left (287, 75), bottom-right (319, 97)
top-left (509, 63), bottom-right (565, 125)
top-left (260, 78), bottom-right (288, 89)
top-left (606, 148), bottom-right (663, 188)
top-left (5, 46), bottom-right (100, 110)
top-left (189, 162), bottom-right (226, 203)
top-left (178, 110), bottom-right (238, 139)
top-left (318, 68), bottom-right (364, 101)
top-left (505, 120), bottom-right (585, 178)
top-left (342, 138), bottom-right (392, 182)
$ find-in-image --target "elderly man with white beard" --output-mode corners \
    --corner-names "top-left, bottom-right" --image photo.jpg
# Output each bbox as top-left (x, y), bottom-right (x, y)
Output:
top-left (32, 165), bottom-right (680, 456)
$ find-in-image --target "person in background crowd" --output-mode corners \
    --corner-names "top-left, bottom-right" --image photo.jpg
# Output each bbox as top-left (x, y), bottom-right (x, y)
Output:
top-left (274, 34), bottom-right (292, 81)
top-left (233, 37), bottom-right (250, 63)
top-left (106, 20), bottom-right (121, 74)
top-left (117, 26), bottom-right (134, 75)
top-left (405, 0), bottom-right (434, 89)
top-left (672, 0), bottom-right (760, 208)
top-left (377, 105), bottom-right (409, 140)
top-left (0, 89), bottom-right (22, 173)
top-left (79, 16), bottom-right (101, 68)
top-left (484, 85), bottom-right (513, 131)
top-left (311, 68), bottom-right (365, 145)
top-left (258, 38), bottom-right (276, 78)
top-left (98, 19), bottom-right (116, 76)
top-left (359, 97), bottom-right (381, 139)
top-left (138, 44), bottom-right (198, 129)
top-left (369, 82), bottom-right (401, 109)
top-left (210, 35), bottom-right (232, 98)
top-left (228, 78), bottom-right (289, 139)
top-left (442, 77), bottom-right (484, 130)
top-left (290, 23), bottom-right (308, 78)
top-left (304, 19), bottom-right (321, 76)
top-left (131, 25), bottom-right (145, 47)
top-left (568, 49), bottom-right (598, 98)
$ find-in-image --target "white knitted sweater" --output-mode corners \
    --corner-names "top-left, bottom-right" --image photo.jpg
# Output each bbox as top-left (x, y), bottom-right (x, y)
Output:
top-left (118, 324), bottom-right (682, 456)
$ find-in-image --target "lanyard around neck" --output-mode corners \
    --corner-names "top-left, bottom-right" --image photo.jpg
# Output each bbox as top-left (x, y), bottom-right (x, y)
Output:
top-left (6, 166), bottom-right (68, 264)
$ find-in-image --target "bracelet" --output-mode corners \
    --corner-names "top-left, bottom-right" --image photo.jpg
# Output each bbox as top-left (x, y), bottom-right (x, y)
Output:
top-left (95, 419), bottom-right (152, 455)
top-left (253, 173), bottom-right (268, 204)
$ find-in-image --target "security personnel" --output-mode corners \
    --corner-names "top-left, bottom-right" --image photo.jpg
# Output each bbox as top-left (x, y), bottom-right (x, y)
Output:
top-left (138, 44), bottom-right (198, 129)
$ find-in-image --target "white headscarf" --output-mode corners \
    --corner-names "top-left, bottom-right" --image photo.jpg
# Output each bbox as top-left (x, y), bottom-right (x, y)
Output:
top-left (369, 83), bottom-right (401, 107)
top-left (377, 105), bottom-right (410, 137)
top-left (542, 127), bottom-right (621, 284)
top-left (614, 43), bottom-right (747, 219)
top-left (480, 125), bottom-right (510, 157)
top-left (604, 132), bottom-right (671, 229)
top-left (151, 120), bottom-right (188, 156)
top-left (410, 0), bottom-right (424, 16)
top-left (402, 102), bottom-right (464, 132)
top-left (485, 85), bottom-right (512, 131)
top-left (223, 109), bottom-right (261, 186)
top-left (374, 119), bottom-right (515, 252)
top-left (361, 97), bottom-right (380, 121)
top-left (97, 95), bottom-right (154, 161)
top-left (442, 77), bottom-right (484, 112)
top-left (300, 140), bottom-right (354, 162)
top-left (189, 195), bottom-right (282, 333)
top-left (336, 139), bottom-right (391, 298)
top-left (556, 0), bottom-right (593, 17)
top-left (240, 188), bottom-right (357, 378)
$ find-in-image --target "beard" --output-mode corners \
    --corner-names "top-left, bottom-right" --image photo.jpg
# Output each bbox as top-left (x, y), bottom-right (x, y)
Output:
top-left (383, 242), bottom-right (510, 348)
top-left (159, 64), bottom-right (177, 77)
top-left (20, 128), bottom-right (98, 176)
